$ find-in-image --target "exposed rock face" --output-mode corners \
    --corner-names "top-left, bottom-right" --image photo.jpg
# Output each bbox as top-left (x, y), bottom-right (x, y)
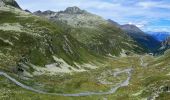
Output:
top-left (162, 37), bottom-right (170, 47)
top-left (34, 6), bottom-right (107, 28)
top-left (34, 10), bottom-right (56, 18)
top-left (0, 0), bottom-right (5, 6)
top-left (0, 0), bottom-right (20, 8)
top-left (166, 37), bottom-right (170, 45)
top-left (121, 24), bottom-right (144, 35)
top-left (24, 9), bottom-right (31, 13)
top-left (157, 36), bottom-right (170, 54)
top-left (34, 7), bottom-right (146, 55)
top-left (62, 6), bottom-right (86, 14)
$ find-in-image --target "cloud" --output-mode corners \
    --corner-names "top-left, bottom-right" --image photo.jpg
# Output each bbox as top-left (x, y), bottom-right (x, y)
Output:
top-left (15, 0), bottom-right (170, 32)
top-left (136, 1), bottom-right (170, 9)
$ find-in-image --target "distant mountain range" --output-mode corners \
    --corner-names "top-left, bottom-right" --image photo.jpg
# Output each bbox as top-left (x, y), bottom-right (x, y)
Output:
top-left (108, 20), bottom-right (161, 53)
top-left (147, 31), bottom-right (170, 42)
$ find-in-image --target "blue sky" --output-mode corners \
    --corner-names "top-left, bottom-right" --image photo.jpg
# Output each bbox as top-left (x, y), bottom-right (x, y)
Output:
top-left (16, 0), bottom-right (170, 32)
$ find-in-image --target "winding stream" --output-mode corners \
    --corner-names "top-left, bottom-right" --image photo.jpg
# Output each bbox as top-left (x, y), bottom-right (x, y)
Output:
top-left (0, 68), bottom-right (133, 97)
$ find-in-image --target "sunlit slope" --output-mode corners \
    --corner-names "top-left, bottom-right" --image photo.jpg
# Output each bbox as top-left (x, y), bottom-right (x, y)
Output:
top-left (0, 6), bottom-right (102, 75)
top-left (34, 7), bottom-right (147, 56)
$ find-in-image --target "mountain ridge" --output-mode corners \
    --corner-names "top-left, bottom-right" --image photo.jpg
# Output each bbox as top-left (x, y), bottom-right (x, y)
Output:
top-left (147, 31), bottom-right (170, 42)
top-left (34, 7), bottom-right (147, 55)
top-left (108, 19), bottom-right (161, 53)
top-left (0, 0), bottom-right (20, 8)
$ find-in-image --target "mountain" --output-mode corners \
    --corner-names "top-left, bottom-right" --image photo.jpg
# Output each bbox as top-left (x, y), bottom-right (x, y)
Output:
top-left (146, 32), bottom-right (170, 54)
top-left (24, 9), bottom-right (31, 13)
top-left (107, 19), bottom-right (120, 28)
top-left (120, 24), bottom-right (161, 53)
top-left (120, 24), bottom-right (144, 35)
top-left (0, 0), bottom-right (20, 8)
top-left (34, 7), bottom-right (146, 56)
top-left (108, 19), bottom-right (161, 53)
top-left (0, 2), bottom-right (106, 77)
top-left (147, 31), bottom-right (170, 42)
top-left (160, 36), bottom-right (170, 51)
top-left (163, 37), bottom-right (170, 46)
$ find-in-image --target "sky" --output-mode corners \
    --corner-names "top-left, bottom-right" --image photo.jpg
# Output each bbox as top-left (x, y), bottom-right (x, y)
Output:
top-left (16, 0), bottom-right (170, 32)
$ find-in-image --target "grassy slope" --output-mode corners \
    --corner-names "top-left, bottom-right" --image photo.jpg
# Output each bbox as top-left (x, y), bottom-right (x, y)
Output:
top-left (0, 9), bottom-right (103, 73)
top-left (1, 6), bottom-right (170, 100)
top-left (70, 24), bottom-right (146, 55)
top-left (1, 52), bottom-right (170, 100)
top-left (39, 11), bottom-right (147, 56)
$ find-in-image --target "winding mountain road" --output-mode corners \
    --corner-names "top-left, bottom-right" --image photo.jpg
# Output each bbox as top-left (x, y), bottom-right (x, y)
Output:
top-left (0, 68), bottom-right (133, 97)
top-left (140, 56), bottom-right (148, 67)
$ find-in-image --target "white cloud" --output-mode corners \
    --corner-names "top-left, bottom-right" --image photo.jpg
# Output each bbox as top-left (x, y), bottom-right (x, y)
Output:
top-left (15, 0), bottom-right (170, 32)
top-left (137, 1), bottom-right (170, 9)
top-left (127, 21), bottom-right (148, 28)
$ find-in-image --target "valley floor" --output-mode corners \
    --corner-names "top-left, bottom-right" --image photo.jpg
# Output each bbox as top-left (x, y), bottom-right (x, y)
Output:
top-left (0, 53), bottom-right (170, 100)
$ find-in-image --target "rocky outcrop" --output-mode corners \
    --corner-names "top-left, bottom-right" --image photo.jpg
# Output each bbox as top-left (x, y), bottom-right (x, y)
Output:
top-left (0, 0), bottom-right (5, 7)
top-left (24, 9), bottom-right (31, 13)
top-left (162, 37), bottom-right (170, 48)
top-left (34, 6), bottom-right (107, 28)
top-left (1, 0), bottom-right (21, 8)
top-left (61, 6), bottom-right (87, 14)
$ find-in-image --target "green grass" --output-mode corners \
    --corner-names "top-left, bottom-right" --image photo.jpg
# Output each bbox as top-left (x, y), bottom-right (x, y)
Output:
top-left (1, 7), bottom-right (170, 100)
top-left (0, 10), bottom-right (102, 71)
top-left (1, 54), bottom-right (170, 100)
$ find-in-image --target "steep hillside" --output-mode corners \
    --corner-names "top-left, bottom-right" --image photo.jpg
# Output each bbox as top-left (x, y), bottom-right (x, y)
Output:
top-left (0, 3), bottom-right (103, 76)
top-left (160, 36), bottom-right (170, 50)
top-left (34, 7), bottom-right (146, 56)
top-left (1, 0), bottom-right (20, 8)
top-left (120, 24), bottom-right (161, 53)
top-left (107, 19), bottom-right (120, 28)
top-left (108, 19), bottom-right (161, 53)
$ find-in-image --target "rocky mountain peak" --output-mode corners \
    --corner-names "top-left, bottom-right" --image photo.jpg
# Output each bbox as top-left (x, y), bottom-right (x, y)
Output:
top-left (33, 10), bottom-right (56, 17)
top-left (43, 10), bottom-right (55, 15)
top-left (62, 6), bottom-right (87, 14)
top-left (0, 0), bottom-right (20, 8)
top-left (121, 24), bottom-right (144, 34)
top-left (34, 10), bottom-right (42, 14)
